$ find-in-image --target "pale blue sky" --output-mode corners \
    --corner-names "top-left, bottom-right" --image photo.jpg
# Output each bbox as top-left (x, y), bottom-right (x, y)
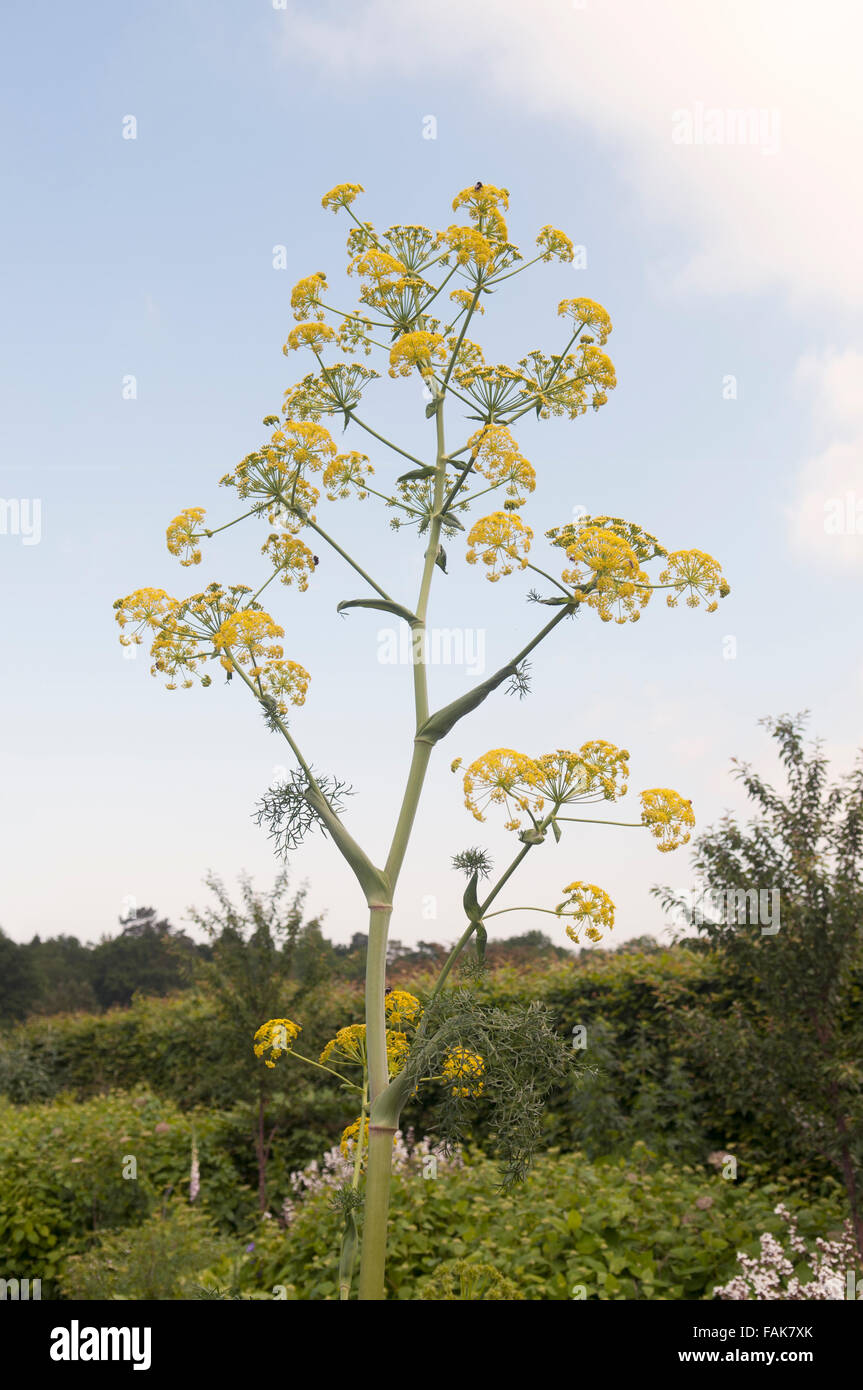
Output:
top-left (1, 0), bottom-right (861, 948)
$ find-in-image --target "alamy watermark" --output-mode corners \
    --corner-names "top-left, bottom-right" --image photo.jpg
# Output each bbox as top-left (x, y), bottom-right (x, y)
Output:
top-left (0, 498), bottom-right (42, 545)
top-left (1, 1277), bottom-right (41, 1299)
top-left (671, 886), bottom-right (780, 936)
top-left (377, 625), bottom-right (486, 676)
top-left (672, 103), bottom-right (781, 156)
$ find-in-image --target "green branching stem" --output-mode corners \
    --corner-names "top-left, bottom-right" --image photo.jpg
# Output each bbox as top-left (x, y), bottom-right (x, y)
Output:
top-left (348, 412), bottom-right (429, 471)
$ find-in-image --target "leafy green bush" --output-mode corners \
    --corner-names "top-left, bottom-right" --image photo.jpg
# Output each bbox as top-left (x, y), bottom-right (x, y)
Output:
top-left (0, 1089), bottom-right (250, 1291)
top-left (234, 1144), bottom-right (846, 1301)
top-left (59, 1203), bottom-right (230, 1300)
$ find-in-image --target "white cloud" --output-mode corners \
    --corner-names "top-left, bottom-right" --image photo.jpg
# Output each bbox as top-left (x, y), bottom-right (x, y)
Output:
top-left (788, 351), bottom-right (863, 569)
top-left (278, 0), bottom-right (863, 310)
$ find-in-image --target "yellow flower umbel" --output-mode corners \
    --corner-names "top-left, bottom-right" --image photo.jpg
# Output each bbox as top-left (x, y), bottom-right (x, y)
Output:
top-left (340, 1115), bottom-right (370, 1159)
top-left (640, 788), bottom-right (696, 852)
top-left (534, 742), bottom-right (630, 806)
top-left (460, 741), bottom-right (630, 832)
top-left (340, 1116), bottom-right (398, 1161)
top-left (557, 297), bottom-right (613, 345)
top-left (114, 585), bottom-right (222, 691)
top-left (386, 1031), bottom-right (411, 1077)
top-left (659, 550), bottom-right (730, 613)
top-left (321, 182), bottom-right (364, 213)
top-left (253, 1017), bottom-right (301, 1069)
top-left (388, 330), bottom-right (446, 379)
top-left (547, 515), bottom-right (666, 565)
top-left (384, 990), bottom-right (423, 1029)
top-left (450, 287), bottom-right (486, 316)
top-left (460, 748), bottom-right (543, 830)
top-left (442, 225), bottom-right (496, 269)
top-left (556, 882), bottom-right (616, 945)
top-left (323, 451), bottom-right (374, 500)
top-left (290, 272), bottom-right (328, 321)
top-left (284, 322), bottom-right (337, 354)
top-left (465, 512), bottom-right (532, 581)
top-left (212, 609), bottom-right (310, 715)
top-left (451, 183), bottom-right (510, 242)
top-left (320, 1023), bottom-right (410, 1080)
top-left (561, 524), bottom-right (651, 623)
top-left (272, 420), bottom-right (338, 473)
top-left (114, 587), bottom-right (178, 650)
top-left (166, 507), bottom-right (207, 567)
top-left (320, 1023), bottom-right (367, 1067)
top-left (467, 425), bottom-right (536, 504)
top-left (349, 248), bottom-right (410, 297)
top-left (260, 533), bottom-right (318, 591)
top-left (536, 226), bottom-right (575, 263)
top-left (442, 1047), bottom-right (485, 1098)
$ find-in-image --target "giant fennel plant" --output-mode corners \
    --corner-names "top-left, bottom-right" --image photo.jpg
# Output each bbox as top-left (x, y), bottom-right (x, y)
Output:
top-left (115, 181), bottom-right (729, 1300)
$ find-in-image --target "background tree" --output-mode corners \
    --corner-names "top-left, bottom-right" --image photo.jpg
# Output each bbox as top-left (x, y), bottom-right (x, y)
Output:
top-left (90, 906), bottom-right (198, 1010)
top-left (655, 714), bottom-right (863, 1261)
top-left (0, 927), bottom-right (40, 1022)
top-left (187, 870), bottom-right (322, 1210)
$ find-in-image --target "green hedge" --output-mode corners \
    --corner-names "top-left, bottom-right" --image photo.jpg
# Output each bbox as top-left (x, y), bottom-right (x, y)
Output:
top-left (233, 1144), bottom-right (847, 1301)
top-left (0, 949), bottom-right (789, 1173)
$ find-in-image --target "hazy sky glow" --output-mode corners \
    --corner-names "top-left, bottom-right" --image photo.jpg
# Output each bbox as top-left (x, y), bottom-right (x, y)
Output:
top-left (1, 0), bottom-right (861, 949)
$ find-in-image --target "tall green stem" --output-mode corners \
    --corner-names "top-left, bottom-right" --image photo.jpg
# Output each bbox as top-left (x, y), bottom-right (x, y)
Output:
top-left (357, 393), bottom-right (449, 1301)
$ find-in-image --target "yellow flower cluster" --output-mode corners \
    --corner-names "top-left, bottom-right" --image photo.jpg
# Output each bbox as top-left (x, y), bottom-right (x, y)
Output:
top-left (348, 248), bottom-right (409, 289)
top-left (319, 1023), bottom-right (410, 1079)
top-left (284, 322), bottom-right (336, 354)
top-left (547, 515), bottom-right (666, 565)
top-left (385, 990), bottom-right (423, 1028)
top-left (465, 511), bottom-right (532, 581)
top-left (336, 1112), bottom-right (366, 1156)
top-left (388, 330), bottom-right (446, 379)
top-left (115, 582), bottom-right (269, 692)
top-left (659, 550), bottom-right (730, 613)
top-left (212, 608), bottom-right (310, 713)
top-left (557, 297), bottom-right (613, 344)
top-left (336, 313), bottom-right (375, 357)
top-left (514, 346), bottom-right (617, 420)
top-left (271, 421), bottom-right (338, 472)
top-left (537, 742), bottom-right (630, 804)
top-left (290, 272), bottom-right (328, 322)
top-left (166, 507), bottom-right (207, 567)
top-left (253, 1017), bottom-right (301, 1069)
top-left (442, 1046), bottom-right (485, 1098)
top-left (450, 287), bottom-right (485, 316)
top-left (536, 226), bottom-right (575, 263)
top-left (321, 182), bottom-right (364, 212)
top-left (114, 587), bottom-right (178, 649)
top-left (322, 450), bottom-right (374, 500)
top-left (447, 335), bottom-right (485, 380)
top-left (452, 183), bottom-right (510, 241)
top-left (555, 882), bottom-right (615, 945)
top-left (320, 1023), bottom-right (367, 1067)
top-left (281, 362), bottom-right (380, 423)
top-left (221, 420), bottom-right (337, 520)
top-left (640, 788), bottom-right (696, 852)
top-left (340, 1115), bottom-right (369, 1159)
top-left (386, 1031), bottom-right (411, 1077)
top-left (442, 225), bottom-right (496, 269)
top-left (260, 532), bottom-right (318, 591)
top-left (561, 525), bottom-right (651, 624)
top-left (339, 1117), bottom-right (399, 1161)
top-left (459, 741), bottom-right (629, 830)
top-left (467, 425), bottom-right (536, 504)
